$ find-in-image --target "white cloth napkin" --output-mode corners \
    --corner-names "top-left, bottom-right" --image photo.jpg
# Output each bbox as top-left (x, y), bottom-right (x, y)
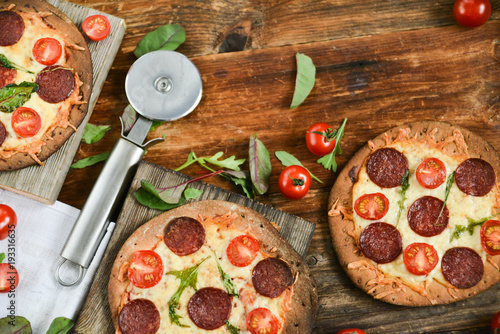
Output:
top-left (0, 189), bottom-right (114, 333)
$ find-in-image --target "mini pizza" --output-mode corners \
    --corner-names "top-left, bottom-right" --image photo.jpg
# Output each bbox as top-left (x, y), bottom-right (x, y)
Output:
top-left (328, 121), bottom-right (500, 306)
top-left (0, 0), bottom-right (92, 170)
top-left (109, 200), bottom-right (318, 334)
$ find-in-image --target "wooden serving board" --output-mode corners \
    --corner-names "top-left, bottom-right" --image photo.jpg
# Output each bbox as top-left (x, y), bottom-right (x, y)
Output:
top-left (74, 160), bottom-right (315, 333)
top-left (0, 0), bottom-right (126, 205)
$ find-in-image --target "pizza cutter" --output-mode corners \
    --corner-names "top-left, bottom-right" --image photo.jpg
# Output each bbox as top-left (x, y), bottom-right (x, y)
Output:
top-left (56, 50), bottom-right (203, 286)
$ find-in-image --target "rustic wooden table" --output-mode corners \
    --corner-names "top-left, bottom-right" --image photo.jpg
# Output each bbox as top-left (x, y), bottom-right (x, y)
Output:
top-left (58, 0), bottom-right (500, 333)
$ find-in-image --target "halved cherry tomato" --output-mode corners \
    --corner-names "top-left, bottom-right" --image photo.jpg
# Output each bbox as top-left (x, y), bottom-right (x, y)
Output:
top-left (416, 158), bottom-right (446, 189)
top-left (480, 220), bottom-right (500, 256)
top-left (354, 193), bottom-right (389, 220)
top-left (453, 0), bottom-right (491, 28)
top-left (305, 122), bottom-right (337, 156)
top-left (11, 107), bottom-right (41, 138)
top-left (0, 253), bottom-right (19, 293)
top-left (32, 38), bottom-right (62, 65)
top-left (0, 204), bottom-right (16, 240)
top-left (278, 165), bottom-right (312, 200)
top-left (82, 15), bottom-right (111, 41)
top-left (337, 329), bottom-right (367, 334)
top-left (128, 250), bottom-right (163, 289)
top-left (403, 243), bottom-right (439, 276)
top-left (492, 310), bottom-right (500, 334)
top-left (226, 234), bottom-right (259, 267)
top-left (246, 308), bottom-right (279, 334)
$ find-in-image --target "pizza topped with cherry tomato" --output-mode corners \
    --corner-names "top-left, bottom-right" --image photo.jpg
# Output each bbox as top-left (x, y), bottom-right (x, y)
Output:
top-left (109, 200), bottom-right (318, 334)
top-left (0, 0), bottom-right (92, 170)
top-left (328, 121), bottom-right (500, 306)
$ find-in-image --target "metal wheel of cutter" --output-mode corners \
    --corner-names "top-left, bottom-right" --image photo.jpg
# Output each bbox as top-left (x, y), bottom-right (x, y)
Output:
top-left (56, 51), bottom-right (202, 286)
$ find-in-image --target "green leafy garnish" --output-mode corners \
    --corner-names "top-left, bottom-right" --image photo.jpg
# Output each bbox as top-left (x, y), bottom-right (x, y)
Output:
top-left (214, 255), bottom-right (239, 297)
top-left (166, 257), bottom-right (210, 327)
top-left (81, 124), bottom-right (111, 144)
top-left (395, 170), bottom-right (410, 227)
top-left (249, 134), bottom-right (271, 195)
top-left (435, 172), bottom-right (455, 226)
top-left (226, 320), bottom-right (240, 334)
top-left (0, 82), bottom-right (39, 113)
top-left (70, 152), bottom-right (109, 169)
top-left (0, 253), bottom-right (4, 263)
top-left (134, 186), bottom-right (203, 210)
top-left (450, 213), bottom-right (500, 241)
top-left (290, 52), bottom-right (315, 109)
top-left (46, 317), bottom-right (74, 334)
top-left (0, 54), bottom-right (35, 74)
top-left (175, 151), bottom-right (245, 172)
top-left (134, 24), bottom-right (186, 58)
top-left (316, 118), bottom-right (347, 172)
top-left (0, 316), bottom-right (31, 333)
top-left (274, 151), bottom-right (322, 183)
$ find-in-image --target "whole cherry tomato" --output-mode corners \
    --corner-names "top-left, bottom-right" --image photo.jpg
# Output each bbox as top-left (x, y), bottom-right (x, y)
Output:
top-left (492, 310), bottom-right (500, 334)
top-left (337, 329), bottom-right (367, 334)
top-left (0, 204), bottom-right (16, 240)
top-left (0, 253), bottom-right (19, 293)
top-left (453, 0), bottom-right (491, 27)
top-left (278, 165), bottom-right (311, 200)
top-left (306, 122), bottom-right (337, 156)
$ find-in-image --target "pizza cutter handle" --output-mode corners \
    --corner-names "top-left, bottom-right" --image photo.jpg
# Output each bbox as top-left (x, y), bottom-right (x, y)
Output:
top-left (59, 138), bottom-right (145, 279)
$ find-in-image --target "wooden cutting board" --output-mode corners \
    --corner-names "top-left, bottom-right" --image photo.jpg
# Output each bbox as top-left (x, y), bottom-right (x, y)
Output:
top-left (74, 160), bottom-right (315, 333)
top-left (0, 0), bottom-right (126, 205)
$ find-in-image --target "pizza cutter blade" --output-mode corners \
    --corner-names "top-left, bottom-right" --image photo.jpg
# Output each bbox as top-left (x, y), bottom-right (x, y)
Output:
top-left (56, 51), bottom-right (202, 286)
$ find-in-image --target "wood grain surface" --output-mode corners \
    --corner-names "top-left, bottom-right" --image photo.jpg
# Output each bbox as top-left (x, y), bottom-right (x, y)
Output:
top-left (58, 0), bottom-right (500, 333)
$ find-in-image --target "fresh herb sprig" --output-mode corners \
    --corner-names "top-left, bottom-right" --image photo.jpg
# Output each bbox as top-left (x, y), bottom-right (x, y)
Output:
top-left (450, 213), bottom-right (500, 241)
top-left (316, 118), bottom-right (347, 172)
top-left (175, 151), bottom-right (245, 172)
top-left (0, 54), bottom-right (35, 74)
top-left (435, 172), bottom-right (455, 226)
top-left (226, 321), bottom-right (240, 334)
top-left (214, 255), bottom-right (239, 298)
top-left (395, 170), bottom-right (410, 227)
top-left (0, 82), bottom-right (39, 113)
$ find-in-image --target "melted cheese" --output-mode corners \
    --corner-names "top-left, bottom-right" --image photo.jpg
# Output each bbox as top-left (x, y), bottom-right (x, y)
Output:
top-left (126, 218), bottom-right (290, 333)
top-left (353, 140), bottom-right (497, 287)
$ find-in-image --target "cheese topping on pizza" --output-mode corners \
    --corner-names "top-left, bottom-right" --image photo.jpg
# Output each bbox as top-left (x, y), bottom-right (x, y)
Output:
top-left (348, 129), bottom-right (499, 299)
top-left (116, 214), bottom-right (294, 334)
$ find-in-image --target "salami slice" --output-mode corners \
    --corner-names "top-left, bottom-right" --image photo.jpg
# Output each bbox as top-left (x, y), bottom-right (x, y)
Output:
top-left (366, 148), bottom-right (409, 188)
top-left (0, 11), bottom-right (25, 46)
top-left (163, 216), bottom-right (205, 256)
top-left (407, 196), bottom-right (448, 237)
top-left (118, 299), bottom-right (160, 334)
top-left (187, 287), bottom-right (232, 330)
top-left (360, 222), bottom-right (402, 264)
top-left (0, 122), bottom-right (6, 146)
top-left (441, 247), bottom-right (484, 289)
top-left (35, 66), bottom-right (75, 103)
top-left (0, 66), bottom-right (16, 89)
top-left (455, 158), bottom-right (496, 196)
top-left (252, 257), bottom-right (294, 298)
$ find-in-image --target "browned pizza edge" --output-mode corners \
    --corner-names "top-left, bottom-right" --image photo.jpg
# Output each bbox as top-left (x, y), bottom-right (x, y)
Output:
top-left (0, 0), bottom-right (92, 171)
top-left (108, 200), bottom-right (318, 333)
top-left (328, 120), bottom-right (500, 307)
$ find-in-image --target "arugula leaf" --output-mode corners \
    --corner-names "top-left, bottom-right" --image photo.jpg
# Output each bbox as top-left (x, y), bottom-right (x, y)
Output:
top-left (435, 172), bottom-right (455, 226)
top-left (395, 170), bottom-right (410, 227)
top-left (221, 170), bottom-right (255, 199)
top-left (0, 316), bottom-right (32, 334)
top-left (46, 317), bottom-right (74, 334)
top-left (134, 24), bottom-right (186, 58)
top-left (274, 151), bottom-right (322, 183)
top-left (166, 257), bottom-right (210, 327)
top-left (0, 82), bottom-right (39, 113)
top-left (214, 255), bottom-right (239, 297)
top-left (175, 152), bottom-right (245, 172)
top-left (70, 152), bottom-right (109, 169)
top-left (226, 321), bottom-right (240, 334)
top-left (81, 124), bottom-right (111, 144)
top-left (249, 134), bottom-right (271, 195)
top-left (0, 54), bottom-right (35, 74)
top-left (290, 52), bottom-right (316, 109)
top-left (316, 118), bottom-right (347, 172)
top-left (450, 213), bottom-right (500, 241)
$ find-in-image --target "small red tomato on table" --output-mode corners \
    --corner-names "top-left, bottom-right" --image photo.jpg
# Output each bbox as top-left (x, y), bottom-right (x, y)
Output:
top-left (306, 122), bottom-right (337, 156)
top-left (278, 165), bottom-right (312, 200)
top-left (337, 329), bottom-right (367, 334)
top-left (492, 311), bottom-right (500, 334)
top-left (82, 15), bottom-right (111, 41)
top-left (453, 0), bottom-right (491, 27)
top-left (0, 204), bottom-right (16, 240)
top-left (0, 253), bottom-right (19, 292)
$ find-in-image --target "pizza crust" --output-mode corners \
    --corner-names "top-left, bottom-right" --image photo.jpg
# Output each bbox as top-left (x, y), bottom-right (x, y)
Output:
top-left (328, 121), bottom-right (500, 306)
top-left (0, 0), bottom-right (92, 170)
top-left (108, 200), bottom-right (318, 333)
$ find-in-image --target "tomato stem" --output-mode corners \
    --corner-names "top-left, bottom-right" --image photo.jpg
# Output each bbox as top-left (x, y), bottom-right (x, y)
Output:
top-left (288, 175), bottom-right (305, 186)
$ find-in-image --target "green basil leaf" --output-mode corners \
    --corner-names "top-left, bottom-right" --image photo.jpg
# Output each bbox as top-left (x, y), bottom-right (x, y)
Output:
top-left (70, 152), bottom-right (109, 169)
top-left (274, 151), bottom-right (322, 183)
top-left (46, 317), bottom-right (74, 334)
top-left (0, 82), bottom-right (39, 113)
top-left (290, 52), bottom-right (316, 109)
top-left (249, 134), bottom-right (271, 195)
top-left (134, 24), bottom-right (186, 58)
top-left (81, 124), bottom-right (111, 144)
top-left (0, 316), bottom-right (32, 334)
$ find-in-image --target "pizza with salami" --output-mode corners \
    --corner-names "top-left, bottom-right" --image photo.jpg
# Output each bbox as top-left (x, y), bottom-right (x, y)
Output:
top-left (328, 121), bottom-right (500, 306)
top-left (108, 200), bottom-right (318, 334)
top-left (0, 0), bottom-right (92, 170)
